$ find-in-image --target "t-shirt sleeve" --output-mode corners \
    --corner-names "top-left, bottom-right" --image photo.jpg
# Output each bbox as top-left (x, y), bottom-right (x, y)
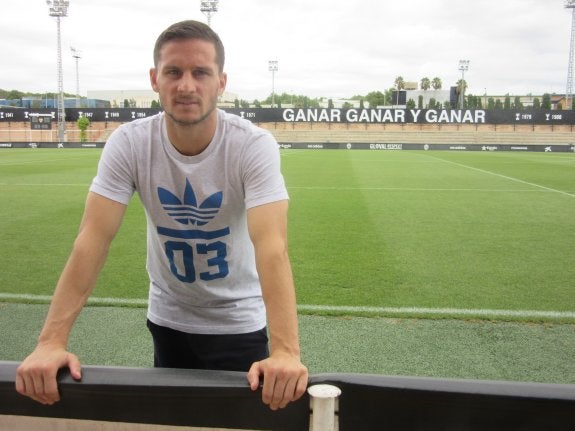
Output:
top-left (242, 131), bottom-right (288, 209)
top-left (89, 126), bottom-right (136, 205)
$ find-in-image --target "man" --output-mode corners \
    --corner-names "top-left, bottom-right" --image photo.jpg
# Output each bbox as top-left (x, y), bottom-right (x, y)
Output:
top-left (16, 20), bottom-right (308, 411)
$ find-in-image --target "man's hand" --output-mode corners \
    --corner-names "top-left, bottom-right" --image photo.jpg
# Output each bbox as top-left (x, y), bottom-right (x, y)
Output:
top-left (247, 352), bottom-right (308, 410)
top-left (15, 345), bottom-right (82, 405)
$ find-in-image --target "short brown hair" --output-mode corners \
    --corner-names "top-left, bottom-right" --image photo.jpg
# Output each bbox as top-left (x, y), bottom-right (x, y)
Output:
top-left (153, 20), bottom-right (225, 72)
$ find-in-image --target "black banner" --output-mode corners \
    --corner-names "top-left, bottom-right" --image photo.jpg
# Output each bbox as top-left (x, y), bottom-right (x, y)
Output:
top-left (226, 108), bottom-right (575, 125)
top-left (0, 142), bottom-right (105, 149)
top-left (1, 107), bottom-right (575, 125)
top-left (1, 142), bottom-right (573, 152)
top-left (277, 143), bottom-right (575, 152)
top-left (0, 108), bottom-right (162, 123)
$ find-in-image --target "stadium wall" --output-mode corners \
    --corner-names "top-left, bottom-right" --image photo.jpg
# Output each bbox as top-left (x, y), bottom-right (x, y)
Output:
top-left (1, 108), bottom-right (575, 151)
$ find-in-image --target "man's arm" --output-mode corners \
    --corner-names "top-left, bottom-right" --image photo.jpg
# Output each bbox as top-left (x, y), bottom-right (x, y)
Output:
top-left (15, 192), bottom-right (127, 405)
top-left (245, 200), bottom-right (308, 410)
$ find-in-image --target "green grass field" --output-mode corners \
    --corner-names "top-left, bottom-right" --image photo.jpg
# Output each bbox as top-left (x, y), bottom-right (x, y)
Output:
top-left (0, 149), bottom-right (574, 322)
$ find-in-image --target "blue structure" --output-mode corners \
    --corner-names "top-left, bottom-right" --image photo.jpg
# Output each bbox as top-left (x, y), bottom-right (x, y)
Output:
top-left (0, 98), bottom-right (110, 109)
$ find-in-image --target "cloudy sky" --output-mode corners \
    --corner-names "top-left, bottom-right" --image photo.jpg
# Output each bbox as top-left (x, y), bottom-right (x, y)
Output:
top-left (1, 0), bottom-right (572, 101)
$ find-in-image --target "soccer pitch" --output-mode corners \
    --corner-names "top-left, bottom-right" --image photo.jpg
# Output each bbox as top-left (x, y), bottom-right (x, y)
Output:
top-left (0, 148), bottom-right (574, 323)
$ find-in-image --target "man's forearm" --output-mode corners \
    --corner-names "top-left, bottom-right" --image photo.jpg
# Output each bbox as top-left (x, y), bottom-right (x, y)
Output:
top-left (256, 248), bottom-right (301, 357)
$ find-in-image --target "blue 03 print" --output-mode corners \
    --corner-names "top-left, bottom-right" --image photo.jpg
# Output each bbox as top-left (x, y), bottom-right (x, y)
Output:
top-left (157, 179), bottom-right (230, 284)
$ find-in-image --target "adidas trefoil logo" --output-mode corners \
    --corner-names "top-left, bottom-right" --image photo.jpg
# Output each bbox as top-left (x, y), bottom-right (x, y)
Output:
top-left (158, 179), bottom-right (223, 226)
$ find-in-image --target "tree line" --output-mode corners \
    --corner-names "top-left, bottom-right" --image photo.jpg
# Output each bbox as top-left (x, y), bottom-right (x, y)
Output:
top-left (393, 76), bottom-right (554, 110)
top-left (2, 85), bottom-right (558, 111)
top-left (237, 75), bottom-right (555, 110)
top-left (233, 90), bottom-right (553, 111)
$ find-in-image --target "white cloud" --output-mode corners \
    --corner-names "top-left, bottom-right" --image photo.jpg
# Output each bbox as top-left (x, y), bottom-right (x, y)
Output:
top-left (0, 0), bottom-right (571, 100)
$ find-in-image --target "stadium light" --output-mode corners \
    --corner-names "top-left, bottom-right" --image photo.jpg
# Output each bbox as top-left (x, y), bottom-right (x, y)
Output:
top-left (268, 60), bottom-right (278, 108)
top-left (70, 47), bottom-right (81, 108)
top-left (200, 0), bottom-right (219, 27)
top-left (458, 60), bottom-right (470, 109)
top-left (46, 0), bottom-right (70, 142)
top-left (565, 0), bottom-right (575, 109)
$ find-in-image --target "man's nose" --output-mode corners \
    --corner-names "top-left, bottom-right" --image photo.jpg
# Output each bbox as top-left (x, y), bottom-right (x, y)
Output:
top-left (178, 71), bottom-right (196, 93)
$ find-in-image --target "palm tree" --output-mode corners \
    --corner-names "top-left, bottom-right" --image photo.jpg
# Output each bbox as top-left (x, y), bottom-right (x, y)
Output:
top-left (393, 76), bottom-right (405, 106)
top-left (420, 77), bottom-right (431, 91)
top-left (420, 78), bottom-right (431, 109)
top-left (430, 77), bottom-right (442, 109)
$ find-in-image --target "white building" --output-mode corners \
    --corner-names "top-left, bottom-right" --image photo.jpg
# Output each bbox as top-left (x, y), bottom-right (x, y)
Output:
top-left (405, 89), bottom-right (452, 107)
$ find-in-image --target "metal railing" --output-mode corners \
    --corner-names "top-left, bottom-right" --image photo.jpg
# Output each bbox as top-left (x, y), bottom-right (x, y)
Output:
top-left (1, 361), bottom-right (574, 430)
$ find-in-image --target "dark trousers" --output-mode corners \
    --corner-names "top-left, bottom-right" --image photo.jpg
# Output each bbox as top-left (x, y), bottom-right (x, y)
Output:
top-left (146, 319), bottom-right (269, 372)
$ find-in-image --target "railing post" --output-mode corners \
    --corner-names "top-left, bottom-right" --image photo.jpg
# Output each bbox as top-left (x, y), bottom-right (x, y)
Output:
top-left (308, 384), bottom-right (341, 431)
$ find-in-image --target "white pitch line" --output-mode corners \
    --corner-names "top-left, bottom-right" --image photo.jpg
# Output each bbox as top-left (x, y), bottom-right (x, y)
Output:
top-left (0, 156), bottom-right (93, 167)
top-left (0, 183), bottom-right (90, 187)
top-left (297, 304), bottom-right (575, 320)
top-left (422, 154), bottom-right (575, 199)
top-left (1, 293), bottom-right (573, 320)
top-left (288, 186), bottom-right (549, 193)
top-left (0, 293), bottom-right (148, 307)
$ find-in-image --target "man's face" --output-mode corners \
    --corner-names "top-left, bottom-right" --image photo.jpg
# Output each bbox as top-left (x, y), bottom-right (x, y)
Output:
top-left (150, 38), bottom-right (226, 127)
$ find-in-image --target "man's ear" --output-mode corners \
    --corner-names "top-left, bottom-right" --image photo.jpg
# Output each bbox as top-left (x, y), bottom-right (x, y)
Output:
top-left (150, 68), bottom-right (159, 92)
top-left (218, 72), bottom-right (228, 96)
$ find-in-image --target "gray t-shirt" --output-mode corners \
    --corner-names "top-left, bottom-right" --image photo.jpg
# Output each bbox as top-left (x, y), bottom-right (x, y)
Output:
top-left (90, 109), bottom-right (288, 334)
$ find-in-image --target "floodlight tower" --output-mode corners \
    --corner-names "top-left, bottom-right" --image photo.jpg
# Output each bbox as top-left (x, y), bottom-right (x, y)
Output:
top-left (458, 59), bottom-right (470, 109)
top-left (565, 1), bottom-right (575, 109)
top-left (70, 47), bottom-right (81, 108)
top-left (268, 60), bottom-right (278, 107)
top-left (46, 0), bottom-right (70, 142)
top-left (200, 0), bottom-right (219, 27)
